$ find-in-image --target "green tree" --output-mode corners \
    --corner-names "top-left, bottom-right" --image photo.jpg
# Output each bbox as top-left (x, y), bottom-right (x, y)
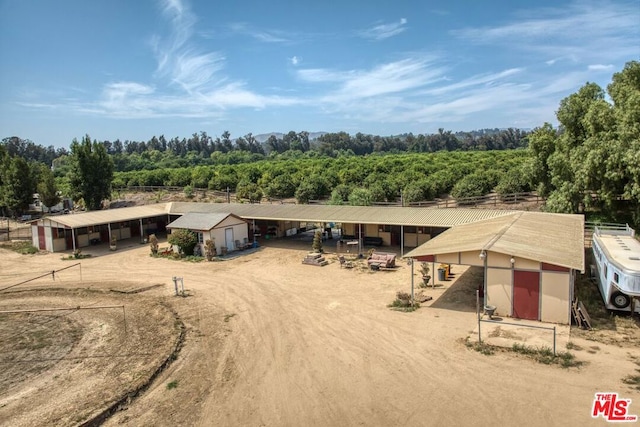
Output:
top-left (348, 187), bottom-right (373, 206)
top-left (37, 164), bottom-right (60, 209)
top-left (525, 123), bottom-right (557, 196)
top-left (0, 156), bottom-right (36, 215)
top-left (329, 184), bottom-right (351, 205)
top-left (69, 135), bottom-right (114, 210)
top-left (236, 180), bottom-right (263, 203)
top-left (168, 229), bottom-right (198, 255)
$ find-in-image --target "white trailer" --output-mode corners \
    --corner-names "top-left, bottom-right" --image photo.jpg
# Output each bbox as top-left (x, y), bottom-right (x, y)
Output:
top-left (592, 225), bottom-right (640, 313)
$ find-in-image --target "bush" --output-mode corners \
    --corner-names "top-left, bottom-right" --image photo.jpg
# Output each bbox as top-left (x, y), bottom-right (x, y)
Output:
top-left (168, 229), bottom-right (197, 255)
top-left (388, 291), bottom-right (420, 312)
top-left (149, 234), bottom-right (159, 255)
top-left (312, 230), bottom-right (323, 253)
top-left (204, 239), bottom-right (217, 261)
top-left (184, 185), bottom-right (194, 199)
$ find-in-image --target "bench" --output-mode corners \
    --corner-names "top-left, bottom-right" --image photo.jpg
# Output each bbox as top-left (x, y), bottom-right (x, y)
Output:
top-left (363, 236), bottom-right (383, 246)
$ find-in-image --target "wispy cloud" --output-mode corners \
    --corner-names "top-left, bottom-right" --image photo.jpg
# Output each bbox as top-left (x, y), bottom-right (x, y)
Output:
top-left (289, 56), bottom-right (300, 66)
top-left (358, 18), bottom-right (408, 40)
top-left (228, 22), bottom-right (290, 43)
top-left (587, 64), bottom-right (614, 71)
top-left (296, 58), bottom-right (446, 106)
top-left (451, 1), bottom-right (640, 63)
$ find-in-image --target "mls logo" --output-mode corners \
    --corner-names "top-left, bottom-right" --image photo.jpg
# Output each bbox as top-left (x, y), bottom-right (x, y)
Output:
top-left (592, 392), bottom-right (638, 422)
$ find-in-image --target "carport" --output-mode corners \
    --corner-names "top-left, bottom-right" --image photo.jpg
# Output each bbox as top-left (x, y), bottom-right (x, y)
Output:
top-left (404, 212), bottom-right (585, 324)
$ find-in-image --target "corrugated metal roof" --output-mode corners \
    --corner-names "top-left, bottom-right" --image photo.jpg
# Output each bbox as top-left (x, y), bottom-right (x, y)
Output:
top-left (404, 211), bottom-right (585, 271)
top-left (168, 202), bottom-right (515, 227)
top-left (166, 212), bottom-right (237, 231)
top-left (38, 203), bottom-right (170, 228)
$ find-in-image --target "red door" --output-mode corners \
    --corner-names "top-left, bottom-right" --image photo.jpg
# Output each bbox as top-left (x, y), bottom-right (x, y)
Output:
top-left (513, 270), bottom-right (540, 320)
top-left (38, 226), bottom-right (46, 250)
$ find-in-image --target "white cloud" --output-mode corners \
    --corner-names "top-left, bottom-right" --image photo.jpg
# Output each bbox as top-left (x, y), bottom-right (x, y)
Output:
top-left (358, 18), bottom-right (408, 40)
top-left (588, 64), bottom-right (614, 71)
top-left (297, 58), bottom-right (445, 103)
top-left (228, 22), bottom-right (289, 43)
top-left (290, 56), bottom-right (300, 66)
top-left (451, 1), bottom-right (640, 63)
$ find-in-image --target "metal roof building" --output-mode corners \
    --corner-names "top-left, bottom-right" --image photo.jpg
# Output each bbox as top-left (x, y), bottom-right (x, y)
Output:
top-left (168, 202), bottom-right (515, 227)
top-left (405, 211), bottom-right (585, 324)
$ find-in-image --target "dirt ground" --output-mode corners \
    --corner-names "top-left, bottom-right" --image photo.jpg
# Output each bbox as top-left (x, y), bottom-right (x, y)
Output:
top-left (1, 236), bottom-right (640, 426)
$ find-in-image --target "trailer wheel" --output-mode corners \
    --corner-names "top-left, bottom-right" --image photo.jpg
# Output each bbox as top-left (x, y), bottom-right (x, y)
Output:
top-left (611, 291), bottom-right (631, 309)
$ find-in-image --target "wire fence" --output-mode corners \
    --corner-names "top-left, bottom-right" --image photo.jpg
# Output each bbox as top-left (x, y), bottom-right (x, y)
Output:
top-left (0, 218), bottom-right (32, 242)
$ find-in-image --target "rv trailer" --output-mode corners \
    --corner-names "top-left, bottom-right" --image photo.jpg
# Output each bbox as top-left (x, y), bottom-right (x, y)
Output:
top-left (591, 225), bottom-right (640, 313)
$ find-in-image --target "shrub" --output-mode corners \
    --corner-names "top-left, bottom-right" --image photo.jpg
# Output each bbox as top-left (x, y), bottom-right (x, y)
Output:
top-left (312, 230), bottom-right (323, 253)
top-left (184, 185), bottom-right (194, 199)
top-left (388, 291), bottom-right (419, 312)
top-left (149, 234), bottom-right (159, 255)
top-left (168, 229), bottom-right (197, 256)
top-left (204, 239), bottom-right (217, 261)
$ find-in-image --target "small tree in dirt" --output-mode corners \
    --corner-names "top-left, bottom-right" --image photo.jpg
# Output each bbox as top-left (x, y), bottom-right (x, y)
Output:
top-left (312, 230), bottom-right (323, 253)
top-left (149, 234), bottom-right (159, 255)
top-left (168, 229), bottom-right (197, 256)
top-left (204, 238), bottom-right (217, 261)
top-left (420, 262), bottom-right (431, 288)
top-left (184, 185), bottom-right (194, 199)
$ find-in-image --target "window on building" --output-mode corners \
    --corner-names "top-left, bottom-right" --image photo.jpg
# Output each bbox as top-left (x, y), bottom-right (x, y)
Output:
top-left (404, 226), bottom-right (417, 233)
top-left (197, 232), bottom-right (204, 244)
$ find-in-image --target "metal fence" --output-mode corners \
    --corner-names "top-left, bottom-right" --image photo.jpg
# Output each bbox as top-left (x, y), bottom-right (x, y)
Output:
top-left (0, 218), bottom-right (32, 242)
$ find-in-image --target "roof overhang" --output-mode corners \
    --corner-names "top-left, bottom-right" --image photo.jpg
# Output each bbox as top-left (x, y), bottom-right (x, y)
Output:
top-left (405, 212), bottom-right (585, 272)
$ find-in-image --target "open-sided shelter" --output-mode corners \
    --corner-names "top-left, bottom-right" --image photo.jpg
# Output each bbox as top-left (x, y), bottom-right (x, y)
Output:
top-left (30, 204), bottom-right (169, 252)
top-left (404, 212), bottom-right (585, 324)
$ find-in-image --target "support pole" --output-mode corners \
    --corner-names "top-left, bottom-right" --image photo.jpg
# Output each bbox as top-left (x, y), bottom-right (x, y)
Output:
top-left (252, 219), bottom-right (257, 245)
top-left (72, 228), bottom-right (76, 252)
top-left (553, 326), bottom-right (556, 356)
top-left (477, 290), bottom-right (482, 343)
top-left (139, 218), bottom-right (144, 243)
top-left (410, 259), bottom-right (414, 305)
top-left (432, 260), bottom-right (435, 289)
top-left (400, 225), bottom-right (404, 257)
top-left (358, 223), bottom-right (362, 257)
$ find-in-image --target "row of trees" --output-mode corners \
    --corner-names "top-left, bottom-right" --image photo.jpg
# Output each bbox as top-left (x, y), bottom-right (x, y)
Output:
top-left (43, 128), bottom-right (528, 174)
top-left (527, 61), bottom-right (640, 224)
top-left (112, 150), bottom-right (530, 204)
top-left (0, 135), bottom-right (112, 215)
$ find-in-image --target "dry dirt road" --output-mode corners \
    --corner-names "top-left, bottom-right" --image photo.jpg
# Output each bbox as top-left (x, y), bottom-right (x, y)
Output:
top-left (1, 238), bottom-right (639, 426)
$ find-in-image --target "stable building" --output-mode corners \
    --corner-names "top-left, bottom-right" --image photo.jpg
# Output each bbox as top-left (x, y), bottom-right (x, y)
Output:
top-left (30, 204), bottom-right (169, 252)
top-left (405, 212), bottom-right (585, 324)
top-left (166, 212), bottom-right (249, 255)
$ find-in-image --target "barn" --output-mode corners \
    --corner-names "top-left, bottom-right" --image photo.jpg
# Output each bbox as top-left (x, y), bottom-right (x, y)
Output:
top-left (404, 211), bottom-right (585, 324)
top-left (30, 204), bottom-right (169, 252)
top-left (166, 212), bottom-right (249, 255)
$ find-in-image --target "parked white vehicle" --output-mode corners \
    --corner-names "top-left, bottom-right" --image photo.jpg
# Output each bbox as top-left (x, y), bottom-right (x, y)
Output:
top-left (592, 225), bottom-right (640, 313)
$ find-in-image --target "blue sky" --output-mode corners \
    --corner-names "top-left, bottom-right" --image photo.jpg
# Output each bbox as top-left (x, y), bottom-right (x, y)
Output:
top-left (0, 0), bottom-right (638, 149)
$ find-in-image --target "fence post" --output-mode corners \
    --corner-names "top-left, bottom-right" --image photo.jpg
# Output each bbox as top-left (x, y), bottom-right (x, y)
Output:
top-left (553, 327), bottom-right (556, 355)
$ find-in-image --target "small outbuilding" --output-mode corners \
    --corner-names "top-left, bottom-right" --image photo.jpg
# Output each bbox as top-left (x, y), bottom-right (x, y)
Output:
top-left (405, 211), bottom-right (585, 324)
top-left (166, 212), bottom-right (249, 255)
